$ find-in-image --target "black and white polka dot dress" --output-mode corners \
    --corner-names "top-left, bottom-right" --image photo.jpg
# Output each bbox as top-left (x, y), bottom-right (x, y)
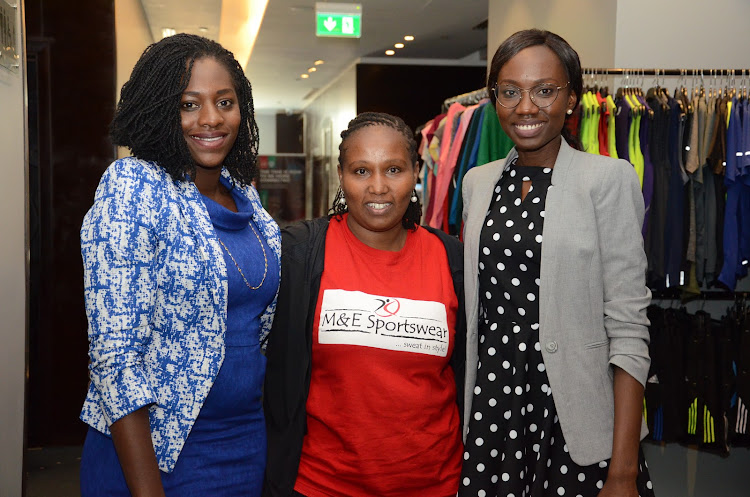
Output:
top-left (459, 161), bottom-right (655, 497)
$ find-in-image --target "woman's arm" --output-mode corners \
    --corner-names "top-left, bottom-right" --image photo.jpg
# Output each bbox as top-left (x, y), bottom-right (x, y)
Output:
top-left (599, 367), bottom-right (643, 497)
top-left (110, 406), bottom-right (166, 497)
top-left (592, 159), bottom-right (651, 495)
top-left (82, 160), bottom-right (163, 488)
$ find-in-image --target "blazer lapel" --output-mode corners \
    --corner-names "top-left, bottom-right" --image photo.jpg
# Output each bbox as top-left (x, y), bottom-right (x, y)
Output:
top-left (539, 138), bottom-right (576, 335)
top-left (173, 177), bottom-right (227, 308)
top-left (464, 149), bottom-right (517, 261)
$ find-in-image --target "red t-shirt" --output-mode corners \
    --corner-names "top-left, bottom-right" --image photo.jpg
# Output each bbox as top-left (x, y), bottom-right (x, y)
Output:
top-left (294, 215), bottom-right (462, 497)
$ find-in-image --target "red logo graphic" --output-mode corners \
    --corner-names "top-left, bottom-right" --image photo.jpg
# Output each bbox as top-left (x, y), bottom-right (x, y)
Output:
top-left (374, 298), bottom-right (401, 317)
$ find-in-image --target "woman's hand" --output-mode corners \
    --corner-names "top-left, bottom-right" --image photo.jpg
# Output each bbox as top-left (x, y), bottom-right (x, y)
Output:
top-left (597, 473), bottom-right (639, 497)
top-left (602, 366), bottom-right (644, 497)
top-left (110, 406), bottom-right (166, 497)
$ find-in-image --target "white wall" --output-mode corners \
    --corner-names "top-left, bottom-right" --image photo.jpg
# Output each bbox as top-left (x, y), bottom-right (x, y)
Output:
top-left (256, 111), bottom-right (276, 156)
top-left (614, 0), bottom-right (750, 68)
top-left (0, 1), bottom-right (27, 495)
top-left (487, 0), bottom-right (618, 69)
top-left (115, 0), bottom-right (154, 158)
top-left (303, 63), bottom-right (357, 210)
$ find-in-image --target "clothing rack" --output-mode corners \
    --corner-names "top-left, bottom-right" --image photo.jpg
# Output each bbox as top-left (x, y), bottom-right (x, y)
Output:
top-left (442, 67), bottom-right (750, 109)
top-left (584, 68), bottom-right (748, 76)
top-left (441, 88), bottom-right (488, 110)
top-left (651, 290), bottom-right (750, 301)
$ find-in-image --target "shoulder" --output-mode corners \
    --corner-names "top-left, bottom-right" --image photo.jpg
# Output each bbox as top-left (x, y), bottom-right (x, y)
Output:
top-left (419, 227), bottom-right (464, 294)
top-left (281, 217), bottom-right (330, 252)
top-left (86, 157), bottom-right (177, 226)
top-left (567, 150), bottom-right (638, 194)
top-left (421, 225), bottom-right (463, 256)
top-left (102, 156), bottom-right (169, 185)
top-left (569, 148), bottom-right (632, 174)
top-left (95, 157), bottom-right (174, 201)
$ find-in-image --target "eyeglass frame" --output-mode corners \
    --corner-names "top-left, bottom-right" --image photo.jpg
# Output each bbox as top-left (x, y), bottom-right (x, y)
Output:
top-left (491, 81), bottom-right (570, 109)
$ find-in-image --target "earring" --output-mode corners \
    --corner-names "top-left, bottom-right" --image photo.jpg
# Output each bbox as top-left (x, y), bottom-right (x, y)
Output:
top-left (336, 186), bottom-right (347, 207)
top-left (566, 109), bottom-right (573, 115)
top-left (410, 190), bottom-right (418, 203)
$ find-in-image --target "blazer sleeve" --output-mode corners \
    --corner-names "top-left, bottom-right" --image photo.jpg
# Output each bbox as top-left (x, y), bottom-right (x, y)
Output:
top-left (594, 159), bottom-right (652, 386)
top-left (80, 159), bottom-right (160, 426)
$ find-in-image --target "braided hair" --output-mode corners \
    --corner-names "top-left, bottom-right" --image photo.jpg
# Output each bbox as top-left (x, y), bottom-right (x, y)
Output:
top-left (110, 33), bottom-right (259, 185)
top-left (329, 112), bottom-right (421, 231)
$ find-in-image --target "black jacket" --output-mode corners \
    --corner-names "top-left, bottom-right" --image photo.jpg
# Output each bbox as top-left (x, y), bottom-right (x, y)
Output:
top-left (262, 217), bottom-right (466, 497)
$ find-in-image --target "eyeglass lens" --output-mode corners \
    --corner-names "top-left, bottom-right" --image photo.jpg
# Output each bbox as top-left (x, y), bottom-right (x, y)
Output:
top-left (493, 84), bottom-right (561, 108)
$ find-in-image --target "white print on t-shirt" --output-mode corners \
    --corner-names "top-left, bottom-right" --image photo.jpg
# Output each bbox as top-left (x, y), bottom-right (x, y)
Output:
top-left (318, 289), bottom-right (450, 357)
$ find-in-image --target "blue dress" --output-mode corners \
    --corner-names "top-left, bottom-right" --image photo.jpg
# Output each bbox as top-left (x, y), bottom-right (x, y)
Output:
top-left (80, 180), bottom-right (278, 496)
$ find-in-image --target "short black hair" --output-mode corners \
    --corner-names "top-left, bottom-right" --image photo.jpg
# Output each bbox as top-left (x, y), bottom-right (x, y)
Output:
top-left (329, 112), bottom-right (421, 231)
top-left (487, 29), bottom-right (582, 149)
top-left (110, 33), bottom-right (259, 185)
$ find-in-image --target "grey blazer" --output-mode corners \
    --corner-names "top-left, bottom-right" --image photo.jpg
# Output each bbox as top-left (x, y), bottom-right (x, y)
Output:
top-left (462, 138), bottom-right (651, 466)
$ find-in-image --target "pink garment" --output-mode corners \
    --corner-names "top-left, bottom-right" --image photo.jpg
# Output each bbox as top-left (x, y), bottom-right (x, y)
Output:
top-left (428, 104), bottom-right (479, 228)
top-left (426, 103), bottom-right (466, 228)
top-left (424, 115), bottom-right (449, 224)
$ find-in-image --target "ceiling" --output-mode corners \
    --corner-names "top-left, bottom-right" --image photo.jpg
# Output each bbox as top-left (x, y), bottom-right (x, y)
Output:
top-left (139, 0), bottom-right (489, 113)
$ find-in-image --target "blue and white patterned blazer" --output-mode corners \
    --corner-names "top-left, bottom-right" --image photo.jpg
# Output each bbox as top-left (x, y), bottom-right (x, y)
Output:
top-left (79, 157), bottom-right (281, 472)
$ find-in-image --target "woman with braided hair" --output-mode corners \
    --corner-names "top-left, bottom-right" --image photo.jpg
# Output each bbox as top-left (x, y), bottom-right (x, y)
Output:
top-left (263, 112), bottom-right (465, 497)
top-left (78, 33), bottom-right (280, 496)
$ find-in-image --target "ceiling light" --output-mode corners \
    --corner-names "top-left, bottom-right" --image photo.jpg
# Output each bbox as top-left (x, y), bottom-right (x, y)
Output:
top-left (300, 74), bottom-right (310, 79)
top-left (220, 0), bottom-right (270, 68)
top-left (385, 50), bottom-right (395, 56)
top-left (162, 28), bottom-right (177, 38)
top-left (314, 60), bottom-right (325, 65)
top-left (394, 43), bottom-right (404, 49)
top-left (404, 35), bottom-right (414, 41)
top-left (198, 27), bottom-right (209, 33)
top-left (308, 67), bottom-right (317, 72)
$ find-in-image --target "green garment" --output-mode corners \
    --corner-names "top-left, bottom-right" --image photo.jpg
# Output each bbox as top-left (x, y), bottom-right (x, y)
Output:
top-left (476, 104), bottom-right (514, 167)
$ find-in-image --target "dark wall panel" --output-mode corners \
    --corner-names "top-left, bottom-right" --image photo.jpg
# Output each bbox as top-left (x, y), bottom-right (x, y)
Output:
top-left (25, 0), bottom-right (116, 446)
top-left (356, 63), bottom-right (487, 131)
top-left (275, 113), bottom-right (304, 153)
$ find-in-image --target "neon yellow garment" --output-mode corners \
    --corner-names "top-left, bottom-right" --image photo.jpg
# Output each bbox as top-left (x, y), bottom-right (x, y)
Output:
top-left (606, 95), bottom-right (618, 159)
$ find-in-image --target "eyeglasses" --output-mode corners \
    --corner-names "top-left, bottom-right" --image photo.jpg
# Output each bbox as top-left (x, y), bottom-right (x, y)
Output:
top-left (492, 82), bottom-right (569, 109)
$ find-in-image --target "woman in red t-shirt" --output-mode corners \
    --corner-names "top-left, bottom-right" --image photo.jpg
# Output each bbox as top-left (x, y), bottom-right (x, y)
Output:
top-left (263, 112), bottom-right (466, 497)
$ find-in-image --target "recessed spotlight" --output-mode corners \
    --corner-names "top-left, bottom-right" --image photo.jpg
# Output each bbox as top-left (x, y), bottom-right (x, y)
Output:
top-left (404, 35), bottom-right (414, 41)
top-left (301, 74), bottom-right (310, 79)
top-left (308, 67), bottom-right (317, 73)
top-left (198, 27), bottom-right (209, 33)
top-left (394, 43), bottom-right (405, 49)
top-left (162, 28), bottom-right (176, 38)
top-left (385, 50), bottom-right (395, 56)
top-left (314, 60), bottom-right (325, 65)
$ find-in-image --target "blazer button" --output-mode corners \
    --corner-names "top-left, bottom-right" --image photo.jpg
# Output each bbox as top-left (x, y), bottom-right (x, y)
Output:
top-left (545, 341), bottom-right (558, 353)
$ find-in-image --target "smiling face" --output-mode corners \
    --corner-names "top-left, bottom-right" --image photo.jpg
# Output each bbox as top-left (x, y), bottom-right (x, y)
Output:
top-left (338, 125), bottom-right (419, 250)
top-left (180, 57), bottom-right (241, 169)
top-left (494, 45), bottom-right (576, 166)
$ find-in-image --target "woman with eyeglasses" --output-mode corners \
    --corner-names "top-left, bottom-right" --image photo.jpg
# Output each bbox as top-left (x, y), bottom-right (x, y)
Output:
top-left (459, 30), bottom-right (655, 497)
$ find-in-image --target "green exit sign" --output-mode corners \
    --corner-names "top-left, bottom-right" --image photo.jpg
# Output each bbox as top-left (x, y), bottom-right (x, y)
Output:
top-left (315, 2), bottom-right (362, 38)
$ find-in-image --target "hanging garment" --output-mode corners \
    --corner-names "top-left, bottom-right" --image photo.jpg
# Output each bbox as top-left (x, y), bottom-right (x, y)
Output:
top-left (449, 106), bottom-right (487, 233)
top-left (425, 105), bottom-right (464, 227)
top-left (426, 102), bottom-right (466, 228)
top-left (596, 91), bottom-right (610, 156)
top-left (719, 97), bottom-right (749, 289)
top-left (664, 97), bottom-right (687, 288)
top-left (645, 93), bottom-right (672, 286)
